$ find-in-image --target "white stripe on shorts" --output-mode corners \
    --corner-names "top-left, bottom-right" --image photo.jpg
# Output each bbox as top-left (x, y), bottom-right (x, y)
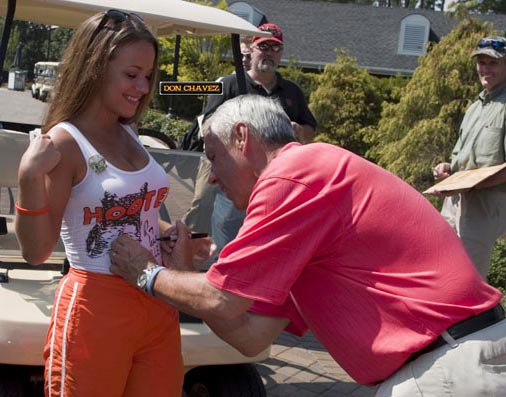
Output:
top-left (60, 281), bottom-right (79, 397)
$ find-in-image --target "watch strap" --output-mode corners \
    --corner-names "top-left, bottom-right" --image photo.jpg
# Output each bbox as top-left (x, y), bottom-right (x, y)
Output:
top-left (146, 266), bottom-right (165, 296)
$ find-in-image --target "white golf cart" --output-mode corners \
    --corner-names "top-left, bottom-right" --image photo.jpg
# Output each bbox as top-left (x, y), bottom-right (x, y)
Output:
top-left (31, 61), bottom-right (60, 102)
top-left (0, 1), bottom-right (270, 395)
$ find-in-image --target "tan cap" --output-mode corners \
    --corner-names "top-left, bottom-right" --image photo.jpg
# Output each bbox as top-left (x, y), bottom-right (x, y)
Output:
top-left (472, 36), bottom-right (506, 59)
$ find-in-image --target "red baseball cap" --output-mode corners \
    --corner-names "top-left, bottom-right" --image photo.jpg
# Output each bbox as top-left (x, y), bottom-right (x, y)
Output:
top-left (253, 23), bottom-right (283, 45)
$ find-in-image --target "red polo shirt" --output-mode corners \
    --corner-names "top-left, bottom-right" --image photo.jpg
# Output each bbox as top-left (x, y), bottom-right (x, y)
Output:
top-left (207, 142), bottom-right (501, 385)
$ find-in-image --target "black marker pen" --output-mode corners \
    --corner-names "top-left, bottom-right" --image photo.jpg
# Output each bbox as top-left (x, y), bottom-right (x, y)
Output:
top-left (156, 232), bottom-right (208, 242)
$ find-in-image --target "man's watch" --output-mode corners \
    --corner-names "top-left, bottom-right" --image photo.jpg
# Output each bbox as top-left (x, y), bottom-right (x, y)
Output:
top-left (137, 265), bottom-right (165, 296)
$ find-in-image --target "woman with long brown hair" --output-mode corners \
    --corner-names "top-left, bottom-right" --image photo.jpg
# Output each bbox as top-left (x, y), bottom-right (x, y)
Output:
top-left (15, 10), bottom-right (183, 396)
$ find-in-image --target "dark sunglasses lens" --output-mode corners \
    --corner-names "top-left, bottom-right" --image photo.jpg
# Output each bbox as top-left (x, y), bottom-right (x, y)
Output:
top-left (88, 9), bottom-right (144, 48)
top-left (106, 9), bottom-right (128, 23)
top-left (129, 12), bottom-right (145, 24)
top-left (257, 43), bottom-right (282, 52)
top-left (105, 9), bottom-right (144, 25)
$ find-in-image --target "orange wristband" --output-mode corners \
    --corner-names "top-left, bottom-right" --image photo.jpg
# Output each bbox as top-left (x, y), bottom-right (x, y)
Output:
top-left (15, 202), bottom-right (50, 216)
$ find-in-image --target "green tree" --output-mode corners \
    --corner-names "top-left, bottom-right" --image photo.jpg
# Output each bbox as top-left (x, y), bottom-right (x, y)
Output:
top-left (365, 15), bottom-right (492, 195)
top-left (0, 18), bottom-right (72, 74)
top-left (139, 108), bottom-right (191, 144)
top-left (489, 238), bottom-right (506, 300)
top-left (278, 57), bottom-right (319, 102)
top-left (46, 26), bottom-right (74, 61)
top-left (451, 0), bottom-right (506, 14)
top-left (309, 51), bottom-right (406, 157)
top-left (154, 0), bottom-right (235, 119)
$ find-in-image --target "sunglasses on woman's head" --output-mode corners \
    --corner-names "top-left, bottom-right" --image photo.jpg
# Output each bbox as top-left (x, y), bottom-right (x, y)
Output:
top-left (88, 9), bottom-right (144, 48)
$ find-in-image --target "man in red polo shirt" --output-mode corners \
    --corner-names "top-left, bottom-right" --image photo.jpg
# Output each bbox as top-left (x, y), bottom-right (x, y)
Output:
top-left (111, 95), bottom-right (506, 396)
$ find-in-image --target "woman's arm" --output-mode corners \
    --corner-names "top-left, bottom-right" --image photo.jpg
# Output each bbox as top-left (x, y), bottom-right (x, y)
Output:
top-left (15, 128), bottom-right (79, 264)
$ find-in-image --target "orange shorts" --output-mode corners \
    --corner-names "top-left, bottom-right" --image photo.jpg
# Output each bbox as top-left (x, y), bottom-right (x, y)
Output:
top-left (44, 268), bottom-right (184, 397)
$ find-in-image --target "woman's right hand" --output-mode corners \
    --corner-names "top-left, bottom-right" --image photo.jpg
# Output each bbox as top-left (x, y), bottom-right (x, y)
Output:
top-left (18, 134), bottom-right (62, 180)
top-left (432, 162), bottom-right (451, 181)
top-left (16, 134), bottom-right (65, 265)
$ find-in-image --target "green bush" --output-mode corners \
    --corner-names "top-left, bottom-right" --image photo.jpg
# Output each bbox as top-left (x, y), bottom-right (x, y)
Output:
top-left (151, 68), bottom-right (205, 119)
top-left (309, 52), bottom-right (387, 157)
top-left (139, 109), bottom-right (191, 146)
top-left (365, 16), bottom-right (492, 194)
top-left (488, 238), bottom-right (506, 299)
top-left (278, 60), bottom-right (319, 102)
top-left (156, 0), bottom-right (234, 120)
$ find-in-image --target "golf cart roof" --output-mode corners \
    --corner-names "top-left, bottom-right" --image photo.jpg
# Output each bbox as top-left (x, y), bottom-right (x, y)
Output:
top-left (0, 0), bottom-right (271, 37)
top-left (34, 62), bottom-right (60, 67)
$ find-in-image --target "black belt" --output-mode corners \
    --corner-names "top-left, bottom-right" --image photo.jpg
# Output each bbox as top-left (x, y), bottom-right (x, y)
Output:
top-left (409, 304), bottom-right (505, 362)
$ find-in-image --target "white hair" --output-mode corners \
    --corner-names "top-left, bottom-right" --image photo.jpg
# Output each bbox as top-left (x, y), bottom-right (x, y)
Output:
top-left (204, 95), bottom-right (296, 146)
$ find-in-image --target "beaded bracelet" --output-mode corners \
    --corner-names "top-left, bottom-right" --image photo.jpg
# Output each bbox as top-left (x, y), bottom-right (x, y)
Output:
top-left (15, 202), bottom-right (50, 216)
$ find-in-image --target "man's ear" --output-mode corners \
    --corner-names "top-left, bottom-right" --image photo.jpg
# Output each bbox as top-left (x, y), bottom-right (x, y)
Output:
top-left (232, 121), bottom-right (249, 152)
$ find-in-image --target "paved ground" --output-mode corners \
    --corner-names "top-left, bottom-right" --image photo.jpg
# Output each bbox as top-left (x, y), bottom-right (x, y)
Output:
top-left (0, 87), bottom-right (48, 125)
top-left (1, 88), bottom-right (376, 396)
top-left (257, 332), bottom-right (377, 397)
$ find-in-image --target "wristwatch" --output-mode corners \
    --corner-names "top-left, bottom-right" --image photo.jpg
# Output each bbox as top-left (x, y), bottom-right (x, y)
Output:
top-left (137, 265), bottom-right (165, 296)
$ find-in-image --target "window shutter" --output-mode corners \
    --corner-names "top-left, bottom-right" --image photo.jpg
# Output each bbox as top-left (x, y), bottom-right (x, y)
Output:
top-left (403, 24), bottom-right (426, 52)
top-left (398, 15), bottom-right (430, 56)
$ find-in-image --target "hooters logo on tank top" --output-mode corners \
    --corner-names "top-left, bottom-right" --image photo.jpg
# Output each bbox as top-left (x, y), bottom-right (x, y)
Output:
top-left (81, 183), bottom-right (168, 258)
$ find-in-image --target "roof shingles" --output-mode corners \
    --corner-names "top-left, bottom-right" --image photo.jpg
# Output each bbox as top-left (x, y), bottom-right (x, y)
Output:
top-left (227, 0), bottom-right (506, 75)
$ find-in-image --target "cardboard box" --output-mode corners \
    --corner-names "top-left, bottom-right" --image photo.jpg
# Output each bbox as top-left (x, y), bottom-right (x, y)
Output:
top-left (424, 163), bottom-right (506, 195)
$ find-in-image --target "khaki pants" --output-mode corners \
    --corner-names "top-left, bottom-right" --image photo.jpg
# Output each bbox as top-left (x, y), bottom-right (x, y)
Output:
top-left (441, 189), bottom-right (506, 278)
top-left (376, 319), bottom-right (506, 396)
top-left (182, 158), bottom-right (217, 234)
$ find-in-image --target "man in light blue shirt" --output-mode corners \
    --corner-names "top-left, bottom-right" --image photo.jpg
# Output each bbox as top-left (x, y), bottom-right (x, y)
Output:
top-left (433, 36), bottom-right (506, 278)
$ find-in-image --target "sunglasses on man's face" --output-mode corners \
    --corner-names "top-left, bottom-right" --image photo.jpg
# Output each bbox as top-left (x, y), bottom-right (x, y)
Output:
top-left (241, 52), bottom-right (252, 60)
top-left (88, 9), bottom-right (144, 48)
top-left (255, 42), bottom-right (283, 53)
top-left (478, 39), bottom-right (506, 51)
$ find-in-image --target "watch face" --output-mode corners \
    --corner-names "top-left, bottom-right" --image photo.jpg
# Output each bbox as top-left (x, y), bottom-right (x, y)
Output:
top-left (137, 270), bottom-right (148, 290)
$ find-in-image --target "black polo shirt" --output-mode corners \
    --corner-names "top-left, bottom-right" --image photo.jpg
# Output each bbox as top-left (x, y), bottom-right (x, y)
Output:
top-left (203, 72), bottom-right (317, 129)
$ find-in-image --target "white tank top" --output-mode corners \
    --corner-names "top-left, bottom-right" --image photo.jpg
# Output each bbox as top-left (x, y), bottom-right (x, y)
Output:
top-left (57, 121), bottom-right (169, 274)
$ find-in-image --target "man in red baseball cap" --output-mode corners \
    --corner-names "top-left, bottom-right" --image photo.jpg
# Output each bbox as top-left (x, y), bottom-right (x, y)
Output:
top-left (181, 21), bottom-right (317, 265)
top-left (248, 23), bottom-right (315, 142)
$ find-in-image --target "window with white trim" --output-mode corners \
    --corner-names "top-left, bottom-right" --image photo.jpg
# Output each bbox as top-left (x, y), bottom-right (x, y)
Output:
top-left (398, 15), bottom-right (430, 56)
top-left (228, 2), bottom-right (267, 27)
